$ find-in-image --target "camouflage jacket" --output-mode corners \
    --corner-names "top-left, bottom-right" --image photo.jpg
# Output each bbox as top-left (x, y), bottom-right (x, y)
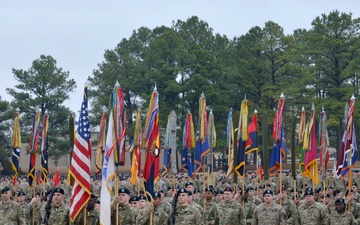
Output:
top-left (111, 203), bottom-right (137, 225)
top-left (251, 202), bottom-right (287, 225)
top-left (72, 208), bottom-right (100, 225)
top-left (0, 201), bottom-right (26, 225)
top-left (216, 200), bottom-right (246, 225)
top-left (46, 202), bottom-right (70, 225)
top-left (298, 201), bottom-right (328, 225)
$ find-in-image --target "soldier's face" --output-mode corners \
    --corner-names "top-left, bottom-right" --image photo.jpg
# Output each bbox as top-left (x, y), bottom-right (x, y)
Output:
top-left (304, 195), bottom-right (314, 204)
top-left (18, 195), bottom-right (26, 203)
top-left (205, 192), bottom-right (213, 200)
top-left (187, 195), bottom-right (193, 204)
top-left (247, 190), bottom-right (254, 197)
top-left (1, 190), bottom-right (11, 201)
top-left (53, 193), bottom-right (64, 205)
top-left (178, 193), bottom-right (188, 205)
top-left (263, 194), bottom-right (273, 203)
top-left (119, 193), bottom-right (130, 205)
top-left (335, 203), bottom-right (346, 212)
top-left (352, 186), bottom-right (358, 192)
top-left (95, 203), bottom-right (100, 211)
top-left (223, 191), bottom-right (233, 202)
top-left (186, 186), bottom-right (194, 193)
top-left (139, 200), bottom-right (147, 208)
top-left (153, 198), bottom-right (160, 207)
top-left (129, 201), bottom-right (139, 209)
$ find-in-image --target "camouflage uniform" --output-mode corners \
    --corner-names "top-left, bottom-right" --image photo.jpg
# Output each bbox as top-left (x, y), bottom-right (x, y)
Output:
top-left (137, 204), bottom-right (169, 225)
top-left (277, 198), bottom-right (298, 225)
top-left (72, 208), bottom-right (100, 225)
top-left (328, 210), bottom-right (357, 225)
top-left (46, 202), bottom-right (70, 225)
top-left (251, 202), bottom-right (286, 225)
top-left (202, 199), bottom-right (217, 225)
top-left (242, 201), bottom-right (256, 225)
top-left (24, 201), bottom-right (42, 225)
top-left (215, 200), bottom-right (246, 225)
top-left (0, 201), bottom-right (26, 225)
top-left (111, 204), bottom-right (137, 225)
top-left (173, 205), bottom-right (202, 225)
top-left (160, 200), bottom-right (172, 216)
top-left (298, 201), bottom-right (328, 225)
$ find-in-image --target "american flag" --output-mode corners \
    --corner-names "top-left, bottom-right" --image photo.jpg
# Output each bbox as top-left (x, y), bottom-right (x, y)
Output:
top-left (69, 86), bottom-right (91, 222)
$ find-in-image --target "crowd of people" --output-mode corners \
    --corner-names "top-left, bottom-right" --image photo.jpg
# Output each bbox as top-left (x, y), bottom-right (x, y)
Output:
top-left (0, 169), bottom-right (359, 224)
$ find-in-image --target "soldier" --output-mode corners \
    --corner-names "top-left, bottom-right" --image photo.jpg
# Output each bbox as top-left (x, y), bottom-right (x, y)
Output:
top-left (0, 186), bottom-right (26, 225)
top-left (246, 187), bottom-right (262, 206)
top-left (172, 188), bottom-right (202, 225)
top-left (46, 187), bottom-right (70, 225)
top-left (202, 187), bottom-right (217, 225)
top-left (276, 186), bottom-right (298, 225)
top-left (328, 198), bottom-right (357, 225)
top-left (25, 191), bottom-right (42, 225)
top-left (345, 189), bottom-right (360, 224)
top-left (251, 189), bottom-right (286, 225)
top-left (215, 176), bottom-right (230, 192)
top-left (215, 187), bottom-right (246, 225)
top-left (111, 187), bottom-right (137, 225)
top-left (326, 189), bottom-right (343, 214)
top-left (158, 190), bottom-right (172, 216)
top-left (187, 191), bottom-right (205, 224)
top-left (240, 191), bottom-right (256, 225)
top-left (94, 199), bottom-right (100, 212)
top-left (129, 196), bottom-right (140, 209)
top-left (214, 190), bottom-right (223, 203)
top-left (151, 192), bottom-right (169, 225)
top-left (352, 182), bottom-right (360, 203)
top-left (72, 194), bottom-right (100, 225)
top-left (298, 189), bottom-right (328, 225)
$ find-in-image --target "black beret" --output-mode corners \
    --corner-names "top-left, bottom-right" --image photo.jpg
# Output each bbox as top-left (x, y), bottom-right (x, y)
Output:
top-left (215, 190), bottom-right (224, 196)
top-left (185, 182), bottom-right (193, 187)
top-left (118, 188), bottom-right (130, 195)
top-left (304, 189), bottom-right (314, 196)
top-left (18, 191), bottom-right (26, 196)
top-left (194, 189), bottom-right (200, 194)
top-left (318, 187), bottom-right (324, 191)
top-left (129, 196), bottom-right (139, 202)
top-left (168, 186), bottom-right (174, 190)
top-left (139, 195), bottom-right (147, 201)
top-left (54, 187), bottom-right (64, 195)
top-left (325, 194), bottom-right (330, 198)
top-left (178, 188), bottom-right (188, 195)
top-left (263, 189), bottom-right (273, 196)
top-left (333, 190), bottom-right (341, 197)
top-left (204, 187), bottom-right (213, 193)
top-left (352, 182), bottom-right (358, 187)
top-left (95, 199), bottom-right (100, 204)
top-left (90, 194), bottom-right (96, 199)
top-left (246, 186), bottom-right (254, 193)
top-left (295, 194), bottom-right (301, 199)
top-left (1, 186), bottom-right (10, 193)
top-left (139, 190), bottom-right (145, 195)
top-left (153, 192), bottom-right (161, 199)
top-left (159, 189), bottom-right (165, 194)
top-left (327, 185), bottom-right (333, 189)
top-left (335, 198), bottom-right (346, 205)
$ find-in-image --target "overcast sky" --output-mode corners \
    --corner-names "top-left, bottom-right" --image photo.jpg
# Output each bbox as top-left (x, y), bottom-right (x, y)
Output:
top-left (1, 1), bottom-right (359, 115)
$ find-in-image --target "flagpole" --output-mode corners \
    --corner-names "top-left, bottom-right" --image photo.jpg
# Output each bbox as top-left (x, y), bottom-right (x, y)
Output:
top-left (279, 93), bottom-right (284, 205)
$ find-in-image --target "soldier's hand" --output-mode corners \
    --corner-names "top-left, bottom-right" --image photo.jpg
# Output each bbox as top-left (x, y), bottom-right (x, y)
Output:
top-left (112, 196), bottom-right (120, 204)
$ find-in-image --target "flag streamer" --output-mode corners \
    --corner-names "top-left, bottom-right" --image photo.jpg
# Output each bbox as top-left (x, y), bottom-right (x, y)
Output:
top-left (11, 110), bottom-right (21, 185)
top-left (27, 109), bottom-right (41, 187)
top-left (234, 99), bottom-right (248, 178)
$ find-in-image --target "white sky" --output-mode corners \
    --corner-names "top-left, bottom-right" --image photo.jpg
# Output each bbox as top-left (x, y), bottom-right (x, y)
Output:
top-left (1, 1), bottom-right (359, 115)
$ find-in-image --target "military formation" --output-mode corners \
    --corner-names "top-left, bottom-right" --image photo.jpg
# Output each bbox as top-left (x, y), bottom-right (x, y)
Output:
top-left (1, 169), bottom-right (360, 224)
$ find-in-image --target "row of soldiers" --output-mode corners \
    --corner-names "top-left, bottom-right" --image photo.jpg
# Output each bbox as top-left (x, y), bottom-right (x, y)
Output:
top-left (1, 169), bottom-right (360, 225)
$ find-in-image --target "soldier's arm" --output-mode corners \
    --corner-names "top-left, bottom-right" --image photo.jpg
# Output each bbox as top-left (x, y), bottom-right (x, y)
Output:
top-left (251, 207), bottom-right (258, 225)
top-left (207, 205), bottom-right (217, 225)
top-left (279, 206), bottom-right (287, 225)
top-left (320, 206), bottom-right (329, 225)
top-left (238, 204), bottom-right (246, 225)
top-left (17, 204), bottom-right (27, 225)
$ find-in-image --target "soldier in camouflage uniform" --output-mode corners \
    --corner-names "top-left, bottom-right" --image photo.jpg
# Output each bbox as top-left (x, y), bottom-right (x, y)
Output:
top-left (0, 186), bottom-right (26, 225)
top-left (298, 189), bottom-right (328, 225)
top-left (72, 194), bottom-right (100, 225)
top-left (352, 182), bottom-right (360, 203)
top-left (151, 192), bottom-right (169, 225)
top-left (245, 187), bottom-right (262, 206)
top-left (251, 189), bottom-right (286, 225)
top-left (202, 187), bottom-right (217, 225)
top-left (111, 187), bottom-right (137, 225)
top-left (172, 188), bottom-right (202, 225)
top-left (215, 187), bottom-right (246, 225)
top-left (46, 187), bottom-right (70, 225)
top-left (328, 198), bottom-right (357, 225)
top-left (215, 176), bottom-right (230, 192)
top-left (276, 186), bottom-right (298, 225)
top-left (25, 192), bottom-right (42, 225)
top-left (345, 189), bottom-right (360, 224)
top-left (239, 192), bottom-right (256, 225)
